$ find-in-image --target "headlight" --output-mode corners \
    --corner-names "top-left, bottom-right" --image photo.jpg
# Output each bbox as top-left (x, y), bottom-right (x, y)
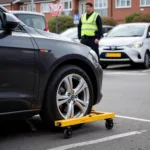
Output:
top-left (128, 42), bottom-right (143, 48)
top-left (89, 50), bottom-right (98, 62)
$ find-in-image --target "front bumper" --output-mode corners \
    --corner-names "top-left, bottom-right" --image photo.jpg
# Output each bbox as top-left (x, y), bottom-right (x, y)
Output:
top-left (88, 53), bottom-right (103, 105)
top-left (94, 63), bottom-right (103, 105)
top-left (99, 46), bottom-right (144, 64)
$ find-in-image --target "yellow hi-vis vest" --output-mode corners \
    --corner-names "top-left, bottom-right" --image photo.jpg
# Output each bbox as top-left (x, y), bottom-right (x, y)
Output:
top-left (81, 12), bottom-right (99, 36)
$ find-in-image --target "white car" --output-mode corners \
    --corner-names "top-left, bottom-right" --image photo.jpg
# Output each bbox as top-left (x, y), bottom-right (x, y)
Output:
top-left (99, 23), bottom-right (150, 69)
top-left (9, 11), bottom-right (49, 32)
top-left (60, 25), bottom-right (114, 43)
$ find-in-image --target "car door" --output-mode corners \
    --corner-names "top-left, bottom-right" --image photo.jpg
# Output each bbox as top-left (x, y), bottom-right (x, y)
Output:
top-left (0, 11), bottom-right (35, 113)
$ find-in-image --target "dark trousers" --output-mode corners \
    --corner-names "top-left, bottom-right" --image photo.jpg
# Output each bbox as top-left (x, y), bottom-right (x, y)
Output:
top-left (80, 37), bottom-right (100, 61)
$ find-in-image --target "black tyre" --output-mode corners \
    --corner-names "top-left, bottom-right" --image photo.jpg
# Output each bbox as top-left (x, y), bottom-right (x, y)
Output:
top-left (105, 119), bottom-right (114, 130)
top-left (143, 51), bottom-right (150, 69)
top-left (64, 127), bottom-right (72, 139)
top-left (40, 65), bottom-right (94, 127)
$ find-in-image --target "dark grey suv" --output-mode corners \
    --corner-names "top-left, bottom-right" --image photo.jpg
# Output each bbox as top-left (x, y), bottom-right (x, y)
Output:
top-left (0, 6), bottom-right (103, 126)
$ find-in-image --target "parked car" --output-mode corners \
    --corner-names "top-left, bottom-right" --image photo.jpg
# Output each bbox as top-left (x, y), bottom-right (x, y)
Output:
top-left (9, 11), bottom-right (49, 32)
top-left (0, 6), bottom-right (103, 126)
top-left (60, 25), bottom-right (114, 42)
top-left (99, 23), bottom-right (150, 69)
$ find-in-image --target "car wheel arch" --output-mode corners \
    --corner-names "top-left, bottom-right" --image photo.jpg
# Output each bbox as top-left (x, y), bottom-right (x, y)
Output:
top-left (41, 58), bottom-right (99, 109)
top-left (142, 49), bottom-right (150, 69)
top-left (144, 49), bottom-right (150, 59)
top-left (146, 49), bottom-right (150, 55)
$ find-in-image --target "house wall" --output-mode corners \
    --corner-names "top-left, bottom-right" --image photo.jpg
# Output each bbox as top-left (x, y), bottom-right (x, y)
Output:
top-left (108, 0), bottom-right (150, 24)
top-left (3, 0), bottom-right (150, 24)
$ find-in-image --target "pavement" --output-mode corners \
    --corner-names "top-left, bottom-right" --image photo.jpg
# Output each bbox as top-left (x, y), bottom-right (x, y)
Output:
top-left (0, 65), bottom-right (150, 150)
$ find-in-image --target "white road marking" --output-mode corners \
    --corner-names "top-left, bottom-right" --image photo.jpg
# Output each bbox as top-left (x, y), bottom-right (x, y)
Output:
top-left (116, 115), bottom-right (150, 123)
top-left (47, 130), bottom-right (146, 150)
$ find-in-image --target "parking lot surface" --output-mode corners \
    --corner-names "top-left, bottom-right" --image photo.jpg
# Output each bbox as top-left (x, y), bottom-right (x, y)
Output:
top-left (0, 65), bottom-right (150, 150)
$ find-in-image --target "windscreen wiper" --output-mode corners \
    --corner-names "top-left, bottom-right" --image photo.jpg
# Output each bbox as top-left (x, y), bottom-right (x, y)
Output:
top-left (113, 36), bottom-right (129, 37)
top-left (131, 35), bottom-right (141, 37)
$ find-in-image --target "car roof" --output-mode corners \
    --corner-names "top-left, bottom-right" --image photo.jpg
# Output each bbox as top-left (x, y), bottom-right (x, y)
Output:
top-left (119, 23), bottom-right (150, 26)
top-left (103, 25), bottom-right (114, 28)
top-left (9, 11), bottom-right (45, 16)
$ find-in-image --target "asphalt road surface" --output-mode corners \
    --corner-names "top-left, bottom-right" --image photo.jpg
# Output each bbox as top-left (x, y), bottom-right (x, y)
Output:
top-left (0, 65), bottom-right (150, 150)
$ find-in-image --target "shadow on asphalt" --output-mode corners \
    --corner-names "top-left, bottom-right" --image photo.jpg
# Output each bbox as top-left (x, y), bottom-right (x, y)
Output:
top-left (0, 118), bottom-right (60, 138)
top-left (0, 117), bottom-right (104, 139)
top-left (105, 64), bottom-right (143, 71)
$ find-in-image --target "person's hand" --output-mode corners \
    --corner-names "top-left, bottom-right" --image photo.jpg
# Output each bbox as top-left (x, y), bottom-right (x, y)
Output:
top-left (94, 39), bottom-right (99, 44)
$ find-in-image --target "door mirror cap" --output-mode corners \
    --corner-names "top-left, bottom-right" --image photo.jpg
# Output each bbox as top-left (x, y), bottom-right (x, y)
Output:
top-left (103, 33), bottom-right (108, 37)
top-left (4, 13), bottom-right (20, 31)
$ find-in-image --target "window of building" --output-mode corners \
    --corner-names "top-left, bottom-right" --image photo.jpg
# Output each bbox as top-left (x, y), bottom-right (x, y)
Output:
top-left (27, 4), bottom-right (36, 12)
top-left (20, 5), bottom-right (26, 11)
top-left (94, 0), bottom-right (108, 16)
top-left (40, 3), bottom-right (50, 13)
top-left (61, 0), bottom-right (72, 11)
top-left (116, 0), bottom-right (131, 8)
top-left (59, 0), bottom-right (72, 16)
top-left (140, 0), bottom-right (150, 6)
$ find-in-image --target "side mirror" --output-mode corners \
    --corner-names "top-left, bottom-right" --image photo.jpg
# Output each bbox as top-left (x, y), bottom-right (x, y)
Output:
top-left (72, 38), bottom-right (80, 42)
top-left (103, 33), bottom-right (108, 37)
top-left (148, 32), bottom-right (150, 38)
top-left (4, 13), bottom-right (20, 31)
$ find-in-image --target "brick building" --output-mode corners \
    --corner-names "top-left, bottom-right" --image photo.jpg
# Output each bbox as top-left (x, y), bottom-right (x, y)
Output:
top-left (0, 0), bottom-right (150, 23)
top-left (108, 0), bottom-right (150, 23)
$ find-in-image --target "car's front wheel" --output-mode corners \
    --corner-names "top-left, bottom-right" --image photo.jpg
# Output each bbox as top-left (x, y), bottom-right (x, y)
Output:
top-left (143, 51), bottom-right (150, 69)
top-left (40, 65), bottom-right (94, 126)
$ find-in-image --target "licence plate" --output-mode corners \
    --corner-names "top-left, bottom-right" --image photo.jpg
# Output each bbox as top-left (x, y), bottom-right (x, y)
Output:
top-left (106, 53), bottom-right (121, 57)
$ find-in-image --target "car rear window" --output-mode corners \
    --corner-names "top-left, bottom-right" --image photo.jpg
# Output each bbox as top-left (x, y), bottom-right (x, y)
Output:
top-left (15, 14), bottom-right (46, 30)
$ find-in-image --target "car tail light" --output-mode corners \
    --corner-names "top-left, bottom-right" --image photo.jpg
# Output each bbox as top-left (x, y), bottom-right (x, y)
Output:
top-left (45, 25), bottom-right (49, 32)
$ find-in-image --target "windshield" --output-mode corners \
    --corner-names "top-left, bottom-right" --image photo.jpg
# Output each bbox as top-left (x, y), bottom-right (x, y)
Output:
top-left (14, 14), bottom-right (46, 30)
top-left (60, 28), bottom-right (78, 39)
top-left (107, 24), bottom-right (146, 37)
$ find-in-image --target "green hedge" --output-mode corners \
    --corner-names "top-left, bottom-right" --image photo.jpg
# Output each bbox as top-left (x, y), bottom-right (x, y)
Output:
top-left (48, 16), bottom-right (75, 33)
top-left (48, 15), bottom-right (118, 33)
top-left (132, 14), bottom-right (150, 23)
top-left (125, 12), bottom-right (141, 23)
top-left (102, 16), bottom-right (117, 26)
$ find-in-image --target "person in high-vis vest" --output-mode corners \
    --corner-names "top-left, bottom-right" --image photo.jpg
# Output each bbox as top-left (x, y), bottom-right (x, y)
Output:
top-left (78, 2), bottom-right (103, 62)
